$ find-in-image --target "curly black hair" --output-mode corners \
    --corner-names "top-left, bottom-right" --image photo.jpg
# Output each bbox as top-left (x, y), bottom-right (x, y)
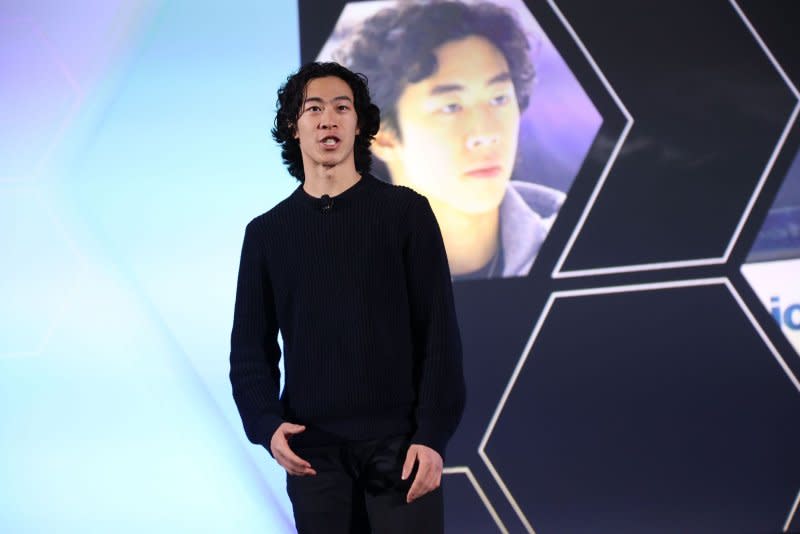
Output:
top-left (271, 62), bottom-right (381, 182)
top-left (337, 1), bottom-right (535, 138)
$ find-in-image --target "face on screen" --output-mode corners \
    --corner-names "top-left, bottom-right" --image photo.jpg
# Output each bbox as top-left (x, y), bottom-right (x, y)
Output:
top-left (379, 35), bottom-right (521, 214)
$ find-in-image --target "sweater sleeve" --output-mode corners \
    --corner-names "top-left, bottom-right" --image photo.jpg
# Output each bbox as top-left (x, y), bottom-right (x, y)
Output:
top-left (403, 194), bottom-right (466, 459)
top-left (229, 220), bottom-right (284, 455)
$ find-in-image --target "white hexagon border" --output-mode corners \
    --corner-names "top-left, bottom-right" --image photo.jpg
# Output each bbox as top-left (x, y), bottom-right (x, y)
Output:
top-left (479, 278), bottom-right (800, 534)
top-left (550, 0), bottom-right (800, 279)
top-left (443, 466), bottom-right (509, 533)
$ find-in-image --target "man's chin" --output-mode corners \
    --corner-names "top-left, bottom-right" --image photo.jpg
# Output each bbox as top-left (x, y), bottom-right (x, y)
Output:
top-left (316, 155), bottom-right (350, 170)
top-left (458, 186), bottom-right (508, 214)
top-left (459, 201), bottom-right (505, 215)
top-left (438, 193), bottom-right (506, 215)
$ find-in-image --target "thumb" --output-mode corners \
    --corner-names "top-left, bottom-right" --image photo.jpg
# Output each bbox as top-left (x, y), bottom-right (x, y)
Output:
top-left (401, 446), bottom-right (417, 480)
top-left (283, 423), bottom-right (306, 436)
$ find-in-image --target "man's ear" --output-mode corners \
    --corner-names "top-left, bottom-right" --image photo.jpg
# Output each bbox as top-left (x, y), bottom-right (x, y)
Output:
top-left (371, 125), bottom-right (401, 163)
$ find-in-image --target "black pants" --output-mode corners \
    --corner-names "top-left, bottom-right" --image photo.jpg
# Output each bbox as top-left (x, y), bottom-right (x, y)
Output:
top-left (286, 433), bottom-right (443, 534)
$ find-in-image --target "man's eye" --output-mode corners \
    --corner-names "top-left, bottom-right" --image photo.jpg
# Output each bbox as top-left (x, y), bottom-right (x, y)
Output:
top-left (307, 105), bottom-right (321, 112)
top-left (490, 94), bottom-right (510, 106)
top-left (440, 103), bottom-right (462, 114)
top-left (338, 105), bottom-right (350, 112)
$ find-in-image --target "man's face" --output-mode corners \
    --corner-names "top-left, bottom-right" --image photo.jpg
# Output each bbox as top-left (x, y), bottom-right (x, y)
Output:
top-left (384, 36), bottom-right (521, 214)
top-left (294, 76), bottom-right (360, 174)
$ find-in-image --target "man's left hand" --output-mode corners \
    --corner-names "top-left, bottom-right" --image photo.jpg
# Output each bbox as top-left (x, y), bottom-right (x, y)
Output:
top-left (401, 443), bottom-right (443, 503)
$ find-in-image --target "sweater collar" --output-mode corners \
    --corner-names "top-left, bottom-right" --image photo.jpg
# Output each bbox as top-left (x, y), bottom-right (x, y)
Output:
top-left (293, 174), bottom-right (371, 212)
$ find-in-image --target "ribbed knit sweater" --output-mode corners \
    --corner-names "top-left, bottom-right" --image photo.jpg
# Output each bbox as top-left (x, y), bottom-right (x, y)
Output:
top-left (229, 174), bottom-right (465, 458)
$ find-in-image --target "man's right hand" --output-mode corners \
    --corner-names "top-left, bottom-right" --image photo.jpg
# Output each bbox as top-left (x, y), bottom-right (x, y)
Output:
top-left (270, 422), bottom-right (317, 476)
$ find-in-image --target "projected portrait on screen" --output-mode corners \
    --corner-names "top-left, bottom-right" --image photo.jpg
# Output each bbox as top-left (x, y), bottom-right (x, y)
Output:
top-left (318, 0), bottom-right (601, 280)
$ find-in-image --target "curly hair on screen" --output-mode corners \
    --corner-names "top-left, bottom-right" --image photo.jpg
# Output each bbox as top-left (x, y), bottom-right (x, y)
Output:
top-left (272, 62), bottom-right (381, 182)
top-left (337, 0), bottom-right (535, 137)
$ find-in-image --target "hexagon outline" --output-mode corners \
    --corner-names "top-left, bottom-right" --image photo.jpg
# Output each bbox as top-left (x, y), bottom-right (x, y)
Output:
top-left (787, 491), bottom-right (800, 533)
top-left (442, 466), bottom-right (509, 533)
top-left (550, 0), bottom-right (800, 279)
top-left (736, 265), bottom-right (800, 530)
top-left (544, 0), bottom-right (633, 281)
top-left (478, 277), bottom-right (800, 533)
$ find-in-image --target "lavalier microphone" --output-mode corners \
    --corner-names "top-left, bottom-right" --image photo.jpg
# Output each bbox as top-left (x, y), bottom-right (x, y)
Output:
top-left (320, 194), bottom-right (333, 212)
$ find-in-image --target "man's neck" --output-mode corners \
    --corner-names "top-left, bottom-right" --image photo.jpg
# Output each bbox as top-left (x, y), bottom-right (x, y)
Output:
top-left (303, 162), bottom-right (361, 198)
top-left (427, 196), bottom-right (500, 276)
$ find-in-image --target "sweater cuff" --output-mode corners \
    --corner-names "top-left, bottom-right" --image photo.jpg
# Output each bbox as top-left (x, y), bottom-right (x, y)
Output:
top-left (411, 421), bottom-right (451, 460)
top-left (252, 414), bottom-right (285, 457)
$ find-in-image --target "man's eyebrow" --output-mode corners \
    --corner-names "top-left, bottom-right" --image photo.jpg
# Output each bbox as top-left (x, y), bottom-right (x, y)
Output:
top-left (428, 72), bottom-right (512, 96)
top-left (487, 72), bottom-right (512, 85)
top-left (429, 83), bottom-right (464, 96)
top-left (303, 95), bottom-right (353, 105)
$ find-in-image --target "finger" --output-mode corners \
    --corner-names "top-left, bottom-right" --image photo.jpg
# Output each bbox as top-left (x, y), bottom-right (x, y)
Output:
top-left (274, 441), bottom-right (313, 469)
top-left (276, 450), bottom-right (316, 476)
top-left (407, 472), bottom-right (427, 503)
top-left (274, 438), bottom-right (311, 467)
top-left (287, 465), bottom-right (317, 476)
top-left (406, 455), bottom-right (430, 501)
top-left (283, 448), bottom-right (313, 471)
top-left (401, 447), bottom-right (417, 481)
top-left (406, 476), bottom-right (423, 503)
top-left (283, 424), bottom-right (306, 435)
top-left (286, 465), bottom-right (315, 476)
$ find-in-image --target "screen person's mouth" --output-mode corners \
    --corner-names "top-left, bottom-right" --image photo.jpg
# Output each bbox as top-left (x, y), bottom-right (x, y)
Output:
top-left (464, 165), bottom-right (502, 178)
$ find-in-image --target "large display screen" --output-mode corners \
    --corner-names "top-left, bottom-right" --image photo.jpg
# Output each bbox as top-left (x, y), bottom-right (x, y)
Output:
top-left (316, 0), bottom-right (601, 280)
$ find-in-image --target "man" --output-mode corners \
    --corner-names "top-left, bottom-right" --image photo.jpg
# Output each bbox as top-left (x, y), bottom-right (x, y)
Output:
top-left (337, 0), bottom-right (565, 280)
top-left (229, 61), bottom-right (465, 533)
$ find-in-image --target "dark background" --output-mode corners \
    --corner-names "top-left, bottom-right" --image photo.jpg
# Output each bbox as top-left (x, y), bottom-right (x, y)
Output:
top-left (299, 1), bottom-right (800, 532)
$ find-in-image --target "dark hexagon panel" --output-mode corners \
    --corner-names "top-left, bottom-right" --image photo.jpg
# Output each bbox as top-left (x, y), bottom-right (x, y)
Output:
top-left (553, 1), bottom-right (799, 276)
top-left (483, 281), bottom-right (800, 533)
top-left (0, 17), bottom-right (79, 181)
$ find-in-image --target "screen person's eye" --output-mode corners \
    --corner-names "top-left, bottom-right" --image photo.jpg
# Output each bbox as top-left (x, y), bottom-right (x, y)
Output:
top-left (490, 94), bottom-right (511, 106)
top-left (306, 105), bottom-right (322, 112)
top-left (337, 105), bottom-right (350, 112)
top-left (439, 102), bottom-right (462, 114)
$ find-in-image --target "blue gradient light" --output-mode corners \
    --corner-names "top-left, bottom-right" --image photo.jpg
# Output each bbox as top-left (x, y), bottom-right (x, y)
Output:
top-left (2, 1), bottom-right (300, 531)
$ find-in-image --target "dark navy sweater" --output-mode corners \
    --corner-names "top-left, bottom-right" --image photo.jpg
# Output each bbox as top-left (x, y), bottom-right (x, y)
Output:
top-left (229, 175), bottom-right (465, 457)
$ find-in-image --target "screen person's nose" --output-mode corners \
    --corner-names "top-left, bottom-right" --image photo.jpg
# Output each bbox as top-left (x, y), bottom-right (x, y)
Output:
top-left (465, 133), bottom-right (499, 150)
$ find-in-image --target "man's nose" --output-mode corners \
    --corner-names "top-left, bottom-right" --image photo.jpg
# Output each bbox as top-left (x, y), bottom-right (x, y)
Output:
top-left (465, 133), bottom-right (499, 150)
top-left (318, 108), bottom-right (338, 129)
top-left (464, 106), bottom-right (501, 150)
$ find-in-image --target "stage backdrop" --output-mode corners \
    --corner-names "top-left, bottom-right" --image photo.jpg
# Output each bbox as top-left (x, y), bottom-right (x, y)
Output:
top-left (2, 1), bottom-right (800, 533)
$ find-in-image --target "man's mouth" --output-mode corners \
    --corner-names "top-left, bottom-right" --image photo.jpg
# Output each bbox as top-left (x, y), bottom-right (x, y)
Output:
top-left (464, 165), bottom-right (502, 178)
top-left (320, 136), bottom-right (340, 148)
